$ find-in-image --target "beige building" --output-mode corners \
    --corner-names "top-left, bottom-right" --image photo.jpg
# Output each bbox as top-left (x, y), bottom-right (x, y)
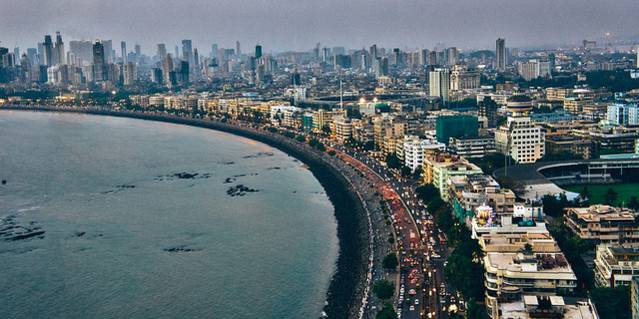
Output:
top-left (565, 205), bottom-right (639, 245)
top-left (594, 245), bottom-right (639, 288)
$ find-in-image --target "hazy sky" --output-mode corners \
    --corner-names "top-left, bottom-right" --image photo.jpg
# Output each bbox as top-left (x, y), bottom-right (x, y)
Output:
top-left (1, 0), bottom-right (638, 53)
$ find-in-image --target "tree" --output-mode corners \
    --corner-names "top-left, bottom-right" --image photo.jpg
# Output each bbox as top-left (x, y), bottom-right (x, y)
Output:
top-left (629, 196), bottom-right (639, 210)
top-left (591, 286), bottom-right (631, 319)
top-left (605, 188), bottom-right (618, 206)
top-left (416, 184), bottom-right (439, 204)
top-left (373, 280), bottom-right (395, 300)
top-left (385, 153), bottom-right (402, 169)
top-left (400, 166), bottom-right (412, 177)
top-left (375, 303), bottom-right (398, 319)
top-left (382, 253), bottom-right (399, 271)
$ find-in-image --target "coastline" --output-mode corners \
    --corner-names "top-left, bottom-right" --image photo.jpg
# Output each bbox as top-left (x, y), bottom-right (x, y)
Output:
top-left (0, 106), bottom-right (370, 319)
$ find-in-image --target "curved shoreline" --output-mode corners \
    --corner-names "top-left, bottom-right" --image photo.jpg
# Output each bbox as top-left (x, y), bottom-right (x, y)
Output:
top-left (1, 106), bottom-right (370, 319)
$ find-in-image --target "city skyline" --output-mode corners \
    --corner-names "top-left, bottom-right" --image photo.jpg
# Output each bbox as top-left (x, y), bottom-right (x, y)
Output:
top-left (2, 0), bottom-right (639, 52)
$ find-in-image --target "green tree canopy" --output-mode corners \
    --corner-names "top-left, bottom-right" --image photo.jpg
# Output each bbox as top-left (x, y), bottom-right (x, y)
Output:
top-left (375, 303), bottom-right (398, 319)
top-left (373, 280), bottom-right (395, 300)
top-left (382, 253), bottom-right (399, 271)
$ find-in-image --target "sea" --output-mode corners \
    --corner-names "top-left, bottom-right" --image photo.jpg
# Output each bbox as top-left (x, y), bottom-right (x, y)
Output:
top-left (0, 111), bottom-right (339, 319)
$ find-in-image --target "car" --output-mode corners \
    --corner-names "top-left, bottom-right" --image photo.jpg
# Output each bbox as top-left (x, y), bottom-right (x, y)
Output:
top-left (409, 306), bottom-right (415, 311)
top-left (415, 299), bottom-right (419, 305)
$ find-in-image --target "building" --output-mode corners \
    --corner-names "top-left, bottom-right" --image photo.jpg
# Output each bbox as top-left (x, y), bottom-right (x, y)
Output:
top-left (483, 238), bottom-right (578, 318)
top-left (546, 88), bottom-right (571, 102)
top-left (423, 153), bottom-right (483, 200)
top-left (429, 68), bottom-right (450, 102)
top-left (565, 205), bottom-right (639, 245)
top-left (517, 59), bottom-right (551, 81)
top-left (435, 115), bottom-right (478, 144)
top-left (495, 96), bottom-right (545, 163)
top-left (496, 38), bottom-right (506, 71)
top-left (402, 136), bottom-right (446, 172)
top-left (331, 115), bottom-right (352, 142)
top-left (496, 295), bottom-right (599, 319)
top-left (450, 65), bottom-right (481, 91)
top-left (92, 41), bottom-right (106, 82)
top-left (607, 103), bottom-right (639, 126)
top-left (448, 137), bottom-right (496, 158)
top-left (594, 245), bottom-right (639, 287)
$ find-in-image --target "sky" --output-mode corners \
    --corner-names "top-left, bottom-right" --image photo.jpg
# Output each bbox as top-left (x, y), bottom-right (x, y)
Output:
top-left (1, 0), bottom-right (638, 54)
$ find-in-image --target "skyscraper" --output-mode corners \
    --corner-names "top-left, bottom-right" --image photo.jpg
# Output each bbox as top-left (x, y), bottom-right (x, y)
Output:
top-left (92, 41), bottom-right (106, 82)
top-left (162, 53), bottom-right (174, 86)
top-left (255, 45), bottom-right (262, 59)
top-left (496, 38), bottom-right (506, 71)
top-left (156, 43), bottom-right (167, 61)
top-left (236, 41), bottom-right (241, 56)
top-left (181, 40), bottom-right (193, 64)
top-left (54, 32), bottom-right (65, 65)
top-left (429, 68), bottom-right (450, 102)
top-left (121, 41), bottom-right (127, 64)
top-left (43, 35), bottom-right (53, 66)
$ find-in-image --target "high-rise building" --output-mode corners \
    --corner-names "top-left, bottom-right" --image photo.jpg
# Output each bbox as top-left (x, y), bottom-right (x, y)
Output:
top-left (68, 40), bottom-right (93, 64)
top-left (236, 41), bottom-right (241, 56)
top-left (121, 41), bottom-right (127, 64)
top-left (102, 40), bottom-right (113, 63)
top-left (26, 48), bottom-right (38, 66)
top-left (445, 47), bottom-right (458, 66)
top-left (43, 35), bottom-right (53, 66)
top-left (496, 38), bottom-right (506, 71)
top-left (255, 44), bottom-right (262, 59)
top-left (123, 62), bottom-right (136, 85)
top-left (494, 96), bottom-right (545, 163)
top-left (607, 103), bottom-right (639, 126)
top-left (54, 32), bottom-right (65, 65)
top-left (429, 68), bottom-right (451, 102)
top-left (156, 43), bottom-right (167, 61)
top-left (181, 40), bottom-right (193, 64)
top-left (134, 44), bottom-right (141, 59)
top-left (435, 115), bottom-right (479, 144)
top-left (162, 54), bottom-right (174, 87)
top-left (92, 41), bottom-right (106, 82)
top-left (516, 59), bottom-right (551, 81)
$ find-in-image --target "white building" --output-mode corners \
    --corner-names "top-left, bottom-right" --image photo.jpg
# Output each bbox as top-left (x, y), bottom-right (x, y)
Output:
top-left (402, 135), bottom-right (446, 172)
top-left (495, 96), bottom-right (545, 163)
top-left (429, 68), bottom-right (450, 102)
top-left (607, 103), bottom-right (639, 126)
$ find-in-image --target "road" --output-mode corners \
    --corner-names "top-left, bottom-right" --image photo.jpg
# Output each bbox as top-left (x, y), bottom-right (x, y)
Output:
top-left (332, 143), bottom-right (463, 319)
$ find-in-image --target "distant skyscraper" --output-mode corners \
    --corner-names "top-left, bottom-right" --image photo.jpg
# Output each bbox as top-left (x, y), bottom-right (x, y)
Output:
top-left (102, 40), bottom-right (113, 63)
top-left (26, 48), bottom-right (38, 66)
top-left (181, 40), bottom-right (193, 64)
top-left (92, 41), bottom-right (106, 82)
top-left (445, 47), bottom-right (458, 66)
top-left (162, 53), bottom-right (174, 86)
top-left (255, 45), bottom-right (262, 59)
top-left (236, 41), bottom-right (241, 56)
top-left (156, 43), bottom-right (167, 61)
top-left (134, 44), bottom-right (141, 58)
top-left (121, 41), bottom-right (127, 64)
top-left (43, 35), bottom-right (53, 66)
top-left (636, 46), bottom-right (639, 68)
top-left (54, 32), bottom-right (65, 65)
top-left (210, 44), bottom-right (218, 59)
top-left (496, 38), bottom-right (506, 71)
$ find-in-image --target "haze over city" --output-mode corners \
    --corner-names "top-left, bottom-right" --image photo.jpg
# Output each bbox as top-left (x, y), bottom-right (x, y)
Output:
top-left (2, 0), bottom-right (639, 51)
top-left (3, 1), bottom-right (639, 319)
